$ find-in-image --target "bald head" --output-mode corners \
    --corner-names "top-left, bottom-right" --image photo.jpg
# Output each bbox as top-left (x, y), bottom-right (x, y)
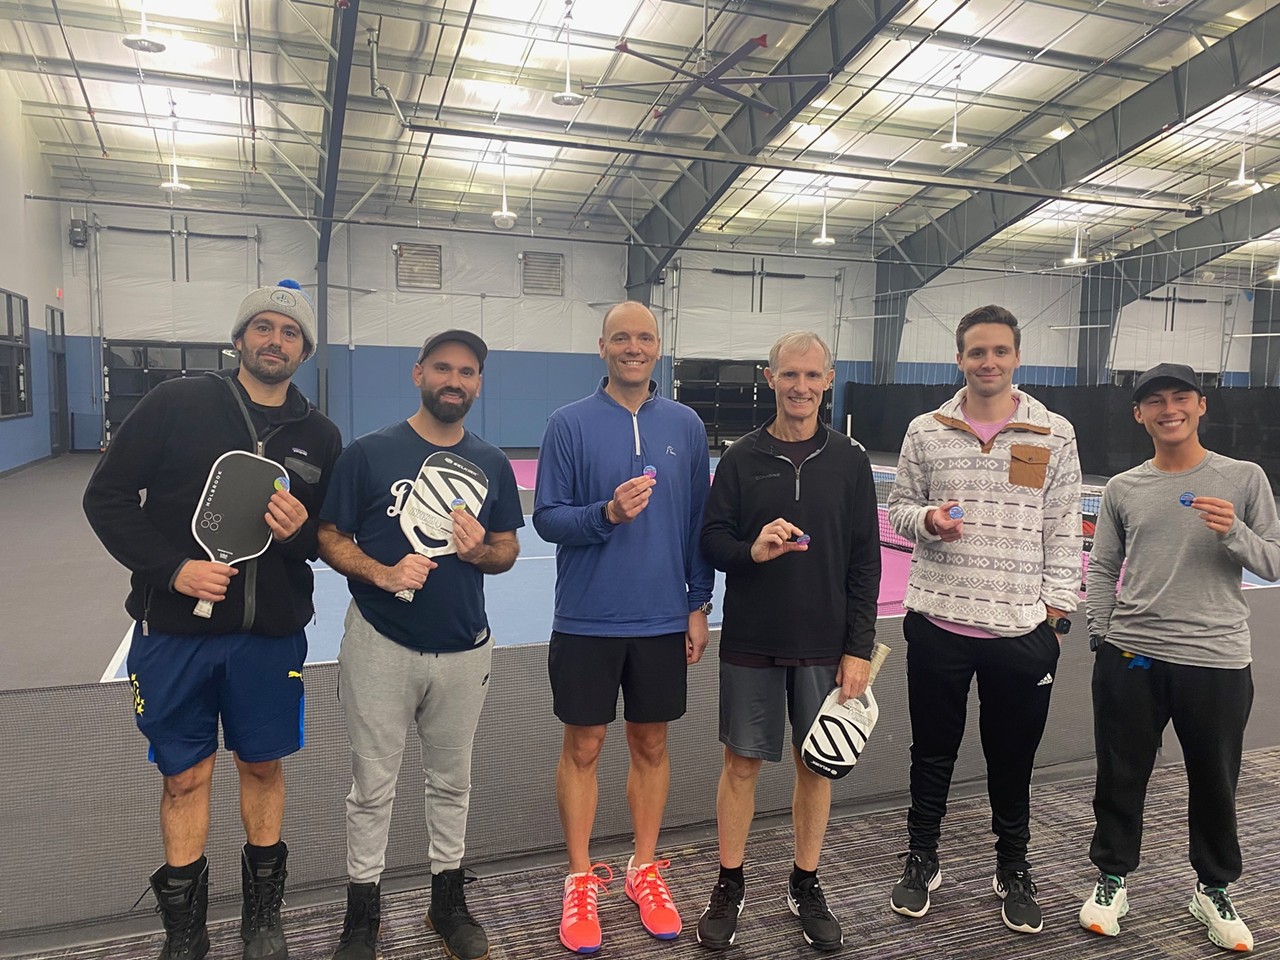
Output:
top-left (601, 300), bottom-right (659, 339)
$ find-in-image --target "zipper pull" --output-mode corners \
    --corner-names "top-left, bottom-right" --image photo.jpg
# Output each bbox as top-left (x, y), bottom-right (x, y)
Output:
top-left (141, 619), bottom-right (150, 637)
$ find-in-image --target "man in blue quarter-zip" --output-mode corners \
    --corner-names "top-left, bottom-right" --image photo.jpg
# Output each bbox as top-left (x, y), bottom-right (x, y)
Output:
top-left (83, 281), bottom-right (342, 960)
top-left (697, 331), bottom-right (881, 952)
top-left (534, 300), bottom-right (714, 954)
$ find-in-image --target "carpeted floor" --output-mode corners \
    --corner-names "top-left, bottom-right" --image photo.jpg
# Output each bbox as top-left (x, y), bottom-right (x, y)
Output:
top-left (15, 747), bottom-right (1280, 959)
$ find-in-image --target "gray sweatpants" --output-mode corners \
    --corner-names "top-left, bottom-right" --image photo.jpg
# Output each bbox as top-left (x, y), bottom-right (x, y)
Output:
top-left (338, 601), bottom-right (493, 882)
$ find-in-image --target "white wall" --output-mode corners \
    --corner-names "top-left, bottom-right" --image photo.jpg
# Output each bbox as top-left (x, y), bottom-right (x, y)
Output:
top-left (0, 71), bottom-right (65, 470)
top-left (672, 249), bottom-right (876, 361)
top-left (1111, 281), bottom-right (1251, 373)
top-left (61, 212), bottom-right (627, 354)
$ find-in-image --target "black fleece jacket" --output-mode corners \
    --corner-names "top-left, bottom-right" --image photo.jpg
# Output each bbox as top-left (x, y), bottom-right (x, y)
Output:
top-left (701, 419), bottom-right (881, 660)
top-left (83, 370), bottom-right (342, 636)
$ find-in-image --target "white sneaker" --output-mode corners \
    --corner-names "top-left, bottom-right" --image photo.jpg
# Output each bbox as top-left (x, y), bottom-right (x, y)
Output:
top-left (1189, 883), bottom-right (1254, 952)
top-left (1078, 873), bottom-right (1128, 937)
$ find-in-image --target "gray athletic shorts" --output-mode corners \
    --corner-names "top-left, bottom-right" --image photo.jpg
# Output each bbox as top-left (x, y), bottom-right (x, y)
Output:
top-left (719, 660), bottom-right (839, 762)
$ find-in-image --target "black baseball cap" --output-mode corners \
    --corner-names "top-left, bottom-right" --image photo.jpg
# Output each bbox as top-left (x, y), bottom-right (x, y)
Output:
top-left (417, 329), bottom-right (488, 371)
top-left (1132, 362), bottom-right (1201, 403)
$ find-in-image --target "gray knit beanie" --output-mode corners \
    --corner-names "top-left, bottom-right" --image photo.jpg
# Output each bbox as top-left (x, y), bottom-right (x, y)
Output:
top-left (232, 280), bottom-right (316, 359)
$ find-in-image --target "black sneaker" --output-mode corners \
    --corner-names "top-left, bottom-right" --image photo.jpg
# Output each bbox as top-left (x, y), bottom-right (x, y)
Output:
top-left (149, 862), bottom-right (211, 960)
top-left (890, 852), bottom-right (941, 918)
top-left (426, 868), bottom-right (489, 960)
top-left (240, 844), bottom-right (289, 960)
top-left (994, 867), bottom-right (1043, 934)
top-left (696, 878), bottom-right (745, 950)
top-left (787, 876), bottom-right (843, 952)
top-left (332, 881), bottom-right (380, 960)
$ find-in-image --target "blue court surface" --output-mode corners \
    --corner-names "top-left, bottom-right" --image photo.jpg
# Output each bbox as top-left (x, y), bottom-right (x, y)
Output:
top-left (106, 521), bottom-right (730, 680)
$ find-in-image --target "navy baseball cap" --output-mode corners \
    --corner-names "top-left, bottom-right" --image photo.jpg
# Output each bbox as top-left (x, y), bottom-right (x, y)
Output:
top-left (1132, 363), bottom-right (1201, 403)
top-left (417, 329), bottom-right (488, 371)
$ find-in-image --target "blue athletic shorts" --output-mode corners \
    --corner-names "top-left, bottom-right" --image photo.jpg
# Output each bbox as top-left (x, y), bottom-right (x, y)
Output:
top-left (125, 624), bottom-right (308, 776)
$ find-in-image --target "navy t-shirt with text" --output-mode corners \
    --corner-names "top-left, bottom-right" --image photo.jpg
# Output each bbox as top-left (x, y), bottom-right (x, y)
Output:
top-left (320, 421), bottom-right (524, 652)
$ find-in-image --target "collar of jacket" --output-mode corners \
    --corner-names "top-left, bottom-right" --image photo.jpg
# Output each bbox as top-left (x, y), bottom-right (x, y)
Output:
top-left (933, 385), bottom-right (1051, 438)
top-left (750, 415), bottom-right (833, 456)
top-left (208, 368), bottom-right (313, 423)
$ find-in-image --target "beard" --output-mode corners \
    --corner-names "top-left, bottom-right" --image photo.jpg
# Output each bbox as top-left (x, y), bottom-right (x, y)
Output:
top-left (240, 348), bottom-right (301, 385)
top-left (422, 385), bottom-right (474, 423)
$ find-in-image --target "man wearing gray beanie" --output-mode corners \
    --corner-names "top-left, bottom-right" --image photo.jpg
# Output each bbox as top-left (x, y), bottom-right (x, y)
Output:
top-left (84, 279), bottom-right (342, 960)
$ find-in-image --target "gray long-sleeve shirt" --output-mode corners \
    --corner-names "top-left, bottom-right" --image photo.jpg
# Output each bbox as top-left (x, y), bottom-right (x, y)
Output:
top-left (1086, 451), bottom-right (1280, 668)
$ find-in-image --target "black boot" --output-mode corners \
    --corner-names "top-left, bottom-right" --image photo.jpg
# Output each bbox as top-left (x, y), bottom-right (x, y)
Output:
top-left (332, 882), bottom-right (381, 960)
top-left (426, 868), bottom-right (489, 960)
top-left (149, 861), bottom-right (210, 960)
top-left (240, 842), bottom-right (289, 960)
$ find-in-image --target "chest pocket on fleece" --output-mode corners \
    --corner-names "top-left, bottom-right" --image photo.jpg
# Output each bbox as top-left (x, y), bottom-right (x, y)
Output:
top-left (1008, 443), bottom-right (1050, 490)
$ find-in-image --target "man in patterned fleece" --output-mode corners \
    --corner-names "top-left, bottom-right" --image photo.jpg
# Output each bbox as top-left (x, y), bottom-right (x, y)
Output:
top-left (886, 304), bottom-right (1082, 935)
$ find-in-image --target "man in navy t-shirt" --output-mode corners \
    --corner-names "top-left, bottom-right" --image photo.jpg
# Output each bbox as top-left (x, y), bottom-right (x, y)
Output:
top-left (318, 330), bottom-right (523, 960)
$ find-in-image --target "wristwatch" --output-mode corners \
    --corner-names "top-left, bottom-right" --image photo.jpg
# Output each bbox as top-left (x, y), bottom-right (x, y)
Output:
top-left (1046, 614), bottom-right (1071, 635)
top-left (695, 601), bottom-right (713, 616)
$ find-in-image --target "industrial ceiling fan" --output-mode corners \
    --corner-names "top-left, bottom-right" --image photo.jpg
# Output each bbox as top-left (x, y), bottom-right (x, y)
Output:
top-left (584, 0), bottom-right (833, 120)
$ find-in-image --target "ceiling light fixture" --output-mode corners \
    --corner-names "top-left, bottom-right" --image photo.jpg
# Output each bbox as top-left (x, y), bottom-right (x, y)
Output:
top-left (159, 102), bottom-right (190, 193)
top-left (1062, 221), bottom-right (1087, 266)
top-left (551, 2), bottom-right (586, 107)
top-left (1268, 260), bottom-right (1280, 282)
top-left (1228, 141), bottom-right (1256, 189)
top-left (940, 68), bottom-right (968, 154)
top-left (492, 147), bottom-right (517, 229)
top-left (122, 0), bottom-right (166, 53)
top-left (812, 187), bottom-right (836, 246)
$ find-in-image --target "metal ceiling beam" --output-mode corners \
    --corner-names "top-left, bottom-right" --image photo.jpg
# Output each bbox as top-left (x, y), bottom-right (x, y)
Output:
top-left (405, 116), bottom-right (1196, 211)
top-left (313, 0), bottom-right (361, 415)
top-left (621, 0), bottom-right (913, 300)
top-left (1075, 185), bottom-right (1280, 384)
top-left (870, 5), bottom-right (1280, 384)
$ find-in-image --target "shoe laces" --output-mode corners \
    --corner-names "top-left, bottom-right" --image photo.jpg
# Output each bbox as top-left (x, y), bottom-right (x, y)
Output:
top-left (563, 864), bottom-right (612, 924)
top-left (1200, 885), bottom-right (1239, 921)
top-left (792, 877), bottom-right (832, 919)
top-left (1093, 873), bottom-right (1123, 907)
top-left (704, 879), bottom-right (742, 920)
top-left (629, 859), bottom-right (674, 909)
top-left (154, 899), bottom-right (201, 952)
top-left (999, 869), bottom-right (1038, 903)
top-left (436, 869), bottom-right (478, 922)
top-left (897, 852), bottom-right (936, 892)
top-left (245, 867), bottom-right (287, 932)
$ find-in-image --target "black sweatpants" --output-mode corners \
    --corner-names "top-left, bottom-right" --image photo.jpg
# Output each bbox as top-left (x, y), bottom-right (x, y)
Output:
top-left (903, 611), bottom-right (1060, 870)
top-left (1089, 642), bottom-right (1253, 886)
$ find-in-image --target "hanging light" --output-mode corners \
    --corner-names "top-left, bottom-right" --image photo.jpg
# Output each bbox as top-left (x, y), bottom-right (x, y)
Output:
top-left (492, 147), bottom-right (517, 229)
top-left (1062, 221), bottom-right (1087, 266)
top-left (939, 69), bottom-right (968, 154)
top-left (1228, 141), bottom-right (1256, 189)
top-left (159, 104), bottom-right (190, 193)
top-left (812, 187), bottom-right (836, 246)
top-left (122, 0), bottom-right (166, 53)
top-left (1267, 259), bottom-right (1280, 282)
top-left (551, 2), bottom-right (586, 107)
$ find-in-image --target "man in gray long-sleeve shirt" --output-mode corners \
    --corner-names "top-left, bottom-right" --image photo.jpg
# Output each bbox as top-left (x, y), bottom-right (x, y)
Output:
top-left (1079, 363), bottom-right (1280, 952)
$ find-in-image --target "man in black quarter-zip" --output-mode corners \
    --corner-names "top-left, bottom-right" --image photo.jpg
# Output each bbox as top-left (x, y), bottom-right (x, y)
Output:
top-left (697, 330), bottom-right (881, 952)
top-left (83, 280), bottom-right (341, 960)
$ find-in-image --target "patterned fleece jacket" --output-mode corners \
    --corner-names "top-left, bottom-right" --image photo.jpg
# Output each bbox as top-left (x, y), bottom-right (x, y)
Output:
top-left (886, 386), bottom-right (1082, 636)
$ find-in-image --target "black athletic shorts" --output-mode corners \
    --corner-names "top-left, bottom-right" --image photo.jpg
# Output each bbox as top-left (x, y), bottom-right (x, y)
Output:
top-left (548, 630), bottom-right (687, 726)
